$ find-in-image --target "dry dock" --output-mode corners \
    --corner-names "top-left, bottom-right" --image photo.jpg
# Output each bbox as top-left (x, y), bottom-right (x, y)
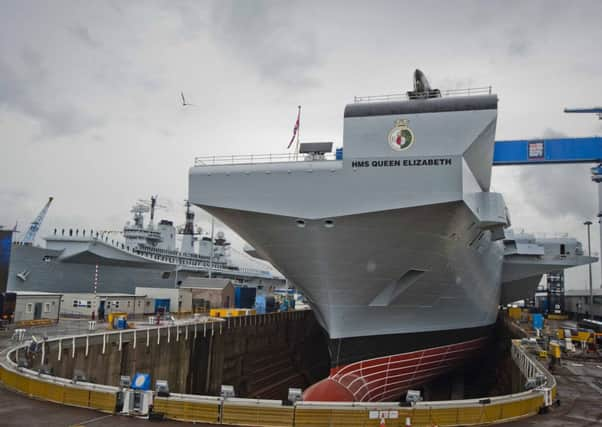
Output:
top-left (1, 311), bottom-right (601, 426)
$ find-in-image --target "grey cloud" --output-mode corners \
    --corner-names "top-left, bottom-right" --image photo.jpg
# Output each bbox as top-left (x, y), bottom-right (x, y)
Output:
top-left (0, 188), bottom-right (30, 230)
top-left (507, 39), bottom-right (530, 57)
top-left (515, 128), bottom-right (597, 222)
top-left (0, 50), bottom-right (102, 139)
top-left (210, 2), bottom-right (321, 88)
top-left (68, 25), bottom-right (101, 49)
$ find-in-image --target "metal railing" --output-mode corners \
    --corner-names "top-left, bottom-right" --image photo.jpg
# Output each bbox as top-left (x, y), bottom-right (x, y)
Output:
top-left (83, 235), bottom-right (275, 279)
top-left (194, 152), bottom-right (338, 167)
top-left (353, 86), bottom-right (493, 103)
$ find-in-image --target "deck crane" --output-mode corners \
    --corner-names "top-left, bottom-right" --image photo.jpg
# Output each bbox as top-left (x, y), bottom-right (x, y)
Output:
top-left (21, 197), bottom-right (53, 245)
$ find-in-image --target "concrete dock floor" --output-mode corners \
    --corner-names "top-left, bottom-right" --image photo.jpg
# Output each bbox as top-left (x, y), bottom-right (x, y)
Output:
top-left (503, 359), bottom-right (602, 426)
top-left (0, 384), bottom-right (214, 427)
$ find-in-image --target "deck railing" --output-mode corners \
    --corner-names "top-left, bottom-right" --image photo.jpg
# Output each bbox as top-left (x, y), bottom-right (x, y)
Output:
top-left (194, 152), bottom-right (338, 167)
top-left (353, 86), bottom-right (493, 103)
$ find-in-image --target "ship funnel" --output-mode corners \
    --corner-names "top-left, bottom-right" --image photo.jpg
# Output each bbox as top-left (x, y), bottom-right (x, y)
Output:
top-left (408, 69), bottom-right (441, 99)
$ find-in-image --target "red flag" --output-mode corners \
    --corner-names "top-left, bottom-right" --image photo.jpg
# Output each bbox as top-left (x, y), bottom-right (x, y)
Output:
top-left (287, 106), bottom-right (301, 149)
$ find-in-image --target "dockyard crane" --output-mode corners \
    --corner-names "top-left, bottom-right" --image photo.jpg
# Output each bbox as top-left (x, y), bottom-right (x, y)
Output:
top-left (21, 197), bottom-right (53, 245)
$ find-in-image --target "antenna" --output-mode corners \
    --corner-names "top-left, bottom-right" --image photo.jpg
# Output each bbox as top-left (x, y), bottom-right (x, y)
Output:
top-left (21, 197), bottom-right (54, 245)
top-left (136, 196), bottom-right (166, 227)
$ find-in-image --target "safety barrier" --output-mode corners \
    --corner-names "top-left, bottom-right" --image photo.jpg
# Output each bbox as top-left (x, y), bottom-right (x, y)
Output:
top-left (15, 318), bottom-right (56, 328)
top-left (153, 394), bottom-right (221, 423)
top-left (0, 361), bottom-right (117, 413)
top-left (222, 398), bottom-right (294, 426)
top-left (0, 322), bottom-right (554, 426)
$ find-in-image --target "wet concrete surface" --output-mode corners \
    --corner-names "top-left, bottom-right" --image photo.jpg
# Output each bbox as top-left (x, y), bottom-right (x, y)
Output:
top-left (500, 359), bottom-right (602, 426)
top-left (0, 384), bottom-right (216, 427)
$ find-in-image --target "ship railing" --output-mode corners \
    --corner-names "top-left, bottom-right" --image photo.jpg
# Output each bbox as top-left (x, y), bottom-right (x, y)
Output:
top-left (91, 235), bottom-right (274, 278)
top-left (194, 152), bottom-right (337, 167)
top-left (353, 86), bottom-right (493, 103)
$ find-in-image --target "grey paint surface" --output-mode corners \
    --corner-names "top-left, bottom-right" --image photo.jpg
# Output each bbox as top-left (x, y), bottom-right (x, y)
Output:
top-left (189, 96), bottom-right (505, 340)
top-left (188, 94), bottom-right (592, 342)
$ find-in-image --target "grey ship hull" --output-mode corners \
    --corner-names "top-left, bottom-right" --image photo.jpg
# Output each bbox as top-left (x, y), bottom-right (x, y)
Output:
top-left (205, 201), bottom-right (504, 342)
top-left (8, 244), bottom-right (178, 293)
top-left (7, 243), bottom-right (281, 294)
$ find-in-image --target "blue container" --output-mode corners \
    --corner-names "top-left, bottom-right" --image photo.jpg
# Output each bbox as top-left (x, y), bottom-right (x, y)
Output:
top-left (255, 295), bottom-right (266, 314)
top-left (235, 287), bottom-right (256, 309)
top-left (532, 313), bottom-right (544, 330)
top-left (335, 148), bottom-right (343, 160)
top-left (117, 318), bottom-right (127, 329)
top-left (155, 298), bottom-right (170, 314)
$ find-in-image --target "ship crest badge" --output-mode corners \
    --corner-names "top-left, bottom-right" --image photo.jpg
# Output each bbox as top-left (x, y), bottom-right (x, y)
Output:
top-left (387, 119), bottom-right (414, 151)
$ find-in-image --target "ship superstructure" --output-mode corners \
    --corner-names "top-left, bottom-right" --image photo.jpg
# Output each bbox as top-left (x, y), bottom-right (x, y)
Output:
top-left (188, 70), bottom-right (595, 402)
top-left (8, 198), bottom-right (283, 295)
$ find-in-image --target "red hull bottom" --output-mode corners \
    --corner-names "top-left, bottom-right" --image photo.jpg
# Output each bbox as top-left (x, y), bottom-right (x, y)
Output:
top-left (303, 336), bottom-right (487, 402)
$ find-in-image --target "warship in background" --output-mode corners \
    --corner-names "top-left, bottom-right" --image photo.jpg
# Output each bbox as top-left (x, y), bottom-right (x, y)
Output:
top-left (7, 196), bottom-right (285, 295)
top-left (188, 70), bottom-right (596, 402)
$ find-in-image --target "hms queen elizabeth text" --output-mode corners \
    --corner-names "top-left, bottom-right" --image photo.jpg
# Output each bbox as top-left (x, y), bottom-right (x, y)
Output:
top-left (351, 158), bottom-right (453, 168)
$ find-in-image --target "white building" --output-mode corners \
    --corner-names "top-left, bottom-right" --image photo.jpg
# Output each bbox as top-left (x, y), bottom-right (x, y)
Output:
top-left (14, 291), bottom-right (62, 323)
top-left (59, 292), bottom-right (153, 318)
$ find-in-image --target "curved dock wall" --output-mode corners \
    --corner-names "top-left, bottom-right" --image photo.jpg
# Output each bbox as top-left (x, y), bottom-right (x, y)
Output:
top-left (22, 310), bottom-right (327, 398)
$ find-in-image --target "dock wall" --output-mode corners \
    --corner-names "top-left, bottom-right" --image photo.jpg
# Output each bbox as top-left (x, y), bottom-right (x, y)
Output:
top-left (29, 310), bottom-right (328, 400)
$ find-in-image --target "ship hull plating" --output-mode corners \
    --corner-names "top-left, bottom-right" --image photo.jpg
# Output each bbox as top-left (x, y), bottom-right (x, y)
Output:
top-left (6, 244), bottom-right (281, 294)
top-left (202, 201), bottom-right (504, 342)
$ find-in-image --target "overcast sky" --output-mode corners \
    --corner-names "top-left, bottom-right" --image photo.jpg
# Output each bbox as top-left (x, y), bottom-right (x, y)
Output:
top-left (1, 0), bottom-right (601, 288)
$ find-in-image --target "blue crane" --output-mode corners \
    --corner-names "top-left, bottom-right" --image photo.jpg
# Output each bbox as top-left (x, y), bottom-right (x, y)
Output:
top-left (493, 136), bottom-right (602, 165)
top-left (493, 131), bottom-right (602, 296)
top-left (21, 197), bottom-right (54, 245)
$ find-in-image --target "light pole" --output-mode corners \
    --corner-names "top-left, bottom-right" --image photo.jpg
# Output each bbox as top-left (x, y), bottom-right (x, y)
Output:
top-left (585, 220), bottom-right (593, 310)
top-left (209, 217), bottom-right (215, 279)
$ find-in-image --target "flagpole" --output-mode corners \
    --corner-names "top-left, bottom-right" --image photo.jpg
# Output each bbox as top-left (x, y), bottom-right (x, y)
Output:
top-left (295, 105), bottom-right (301, 160)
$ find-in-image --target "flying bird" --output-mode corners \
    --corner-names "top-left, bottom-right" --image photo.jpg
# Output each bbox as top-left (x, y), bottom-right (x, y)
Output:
top-left (181, 91), bottom-right (195, 107)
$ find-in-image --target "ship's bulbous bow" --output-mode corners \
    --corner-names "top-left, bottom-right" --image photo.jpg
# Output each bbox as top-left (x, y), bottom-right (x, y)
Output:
top-left (303, 378), bottom-right (356, 402)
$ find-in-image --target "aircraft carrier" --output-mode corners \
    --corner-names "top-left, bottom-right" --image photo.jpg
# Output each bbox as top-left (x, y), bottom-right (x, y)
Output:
top-left (7, 197), bottom-right (284, 295)
top-left (187, 70), bottom-right (594, 402)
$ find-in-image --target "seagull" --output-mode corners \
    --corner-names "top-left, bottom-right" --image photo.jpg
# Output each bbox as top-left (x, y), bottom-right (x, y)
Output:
top-left (181, 91), bottom-right (195, 107)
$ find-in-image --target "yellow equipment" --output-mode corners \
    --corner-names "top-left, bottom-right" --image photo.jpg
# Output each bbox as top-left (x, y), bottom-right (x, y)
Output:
top-left (549, 342), bottom-right (561, 359)
top-left (508, 307), bottom-right (522, 320)
top-left (210, 308), bottom-right (256, 318)
top-left (107, 312), bottom-right (128, 329)
top-left (557, 328), bottom-right (596, 345)
top-left (575, 329), bottom-right (596, 344)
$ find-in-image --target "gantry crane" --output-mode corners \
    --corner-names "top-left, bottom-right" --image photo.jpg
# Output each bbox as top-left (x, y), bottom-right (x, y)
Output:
top-left (493, 107), bottom-right (602, 302)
